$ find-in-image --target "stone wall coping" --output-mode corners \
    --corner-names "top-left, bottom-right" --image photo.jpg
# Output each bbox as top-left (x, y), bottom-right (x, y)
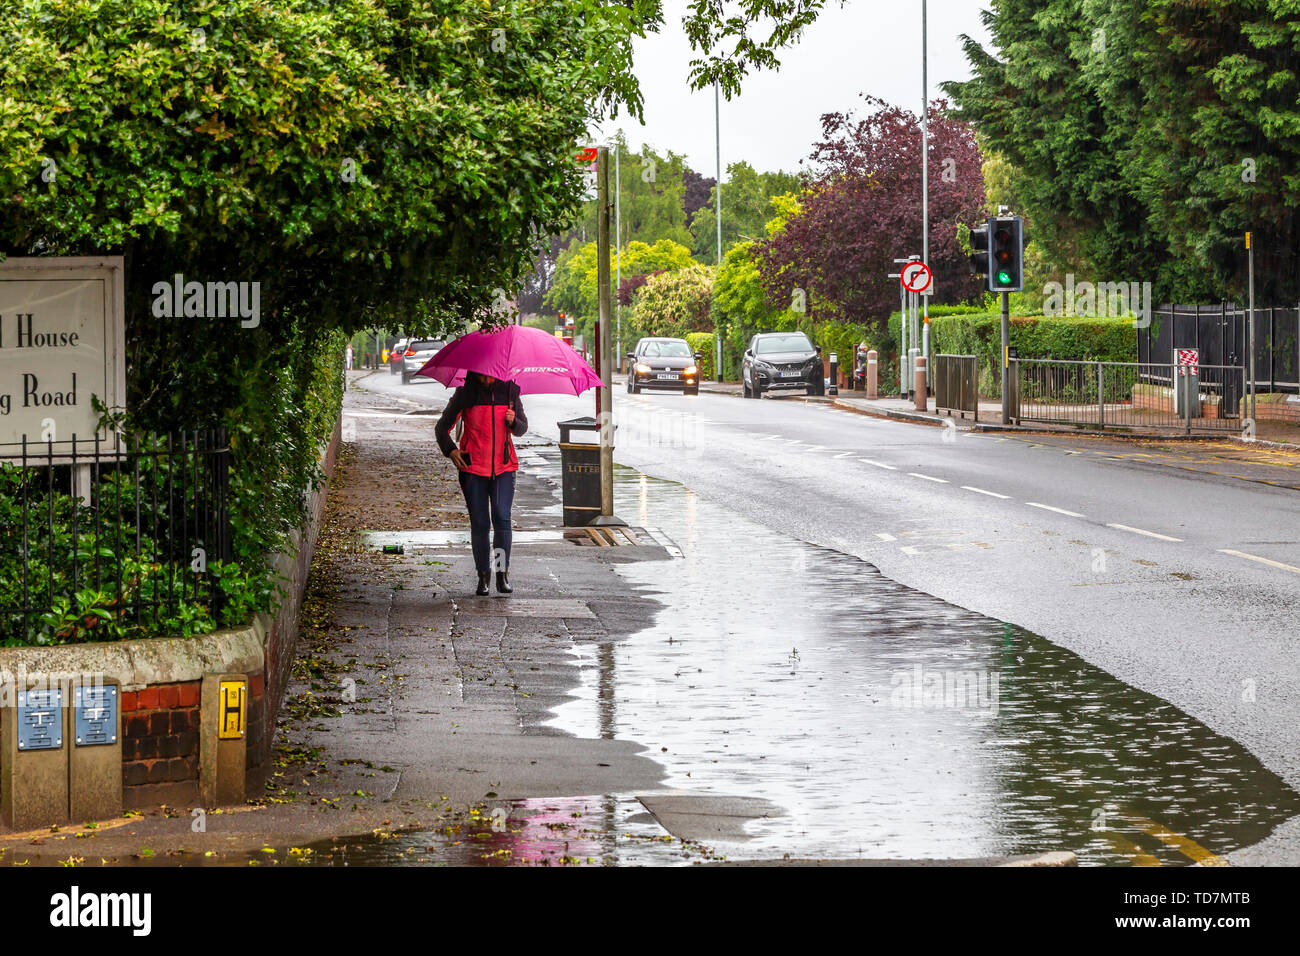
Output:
top-left (0, 615), bottom-right (267, 692)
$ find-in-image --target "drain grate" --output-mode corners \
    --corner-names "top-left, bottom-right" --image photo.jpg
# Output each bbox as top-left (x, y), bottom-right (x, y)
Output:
top-left (563, 526), bottom-right (683, 556)
top-left (566, 526), bottom-right (643, 547)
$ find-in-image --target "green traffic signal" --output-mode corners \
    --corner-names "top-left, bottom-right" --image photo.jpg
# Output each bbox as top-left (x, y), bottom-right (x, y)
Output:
top-left (997, 270), bottom-right (1012, 285)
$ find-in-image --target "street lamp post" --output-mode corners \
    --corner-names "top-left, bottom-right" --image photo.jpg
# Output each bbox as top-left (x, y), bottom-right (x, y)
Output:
top-left (920, 0), bottom-right (930, 360)
top-left (716, 80), bottom-right (724, 382)
top-left (614, 142), bottom-right (621, 370)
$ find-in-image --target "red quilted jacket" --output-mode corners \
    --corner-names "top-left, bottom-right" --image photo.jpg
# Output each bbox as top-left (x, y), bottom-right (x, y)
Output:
top-left (435, 377), bottom-right (528, 477)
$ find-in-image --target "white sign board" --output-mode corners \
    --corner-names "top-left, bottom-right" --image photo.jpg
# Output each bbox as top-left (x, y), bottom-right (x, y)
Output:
top-left (0, 257), bottom-right (126, 459)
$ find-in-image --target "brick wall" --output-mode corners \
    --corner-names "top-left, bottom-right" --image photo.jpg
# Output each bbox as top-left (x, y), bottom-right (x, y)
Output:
top-left (119, 673), bottom-right (266, 809)
top-left (1253, 400), bottom-right (1300, 422)
top-left (258, 416), bottom-right (341, 786)
top-left (121, 680), bottom-right (201, 808)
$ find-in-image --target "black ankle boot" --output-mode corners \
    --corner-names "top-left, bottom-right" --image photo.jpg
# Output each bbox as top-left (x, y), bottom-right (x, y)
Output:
top-left (476, 572), bottom-right (491, 596)
top-left (495, 571), bottom-right (513, 594)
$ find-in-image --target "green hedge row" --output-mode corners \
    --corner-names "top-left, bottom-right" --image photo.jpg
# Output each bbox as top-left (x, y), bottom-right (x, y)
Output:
top-left (887, 311), bottom-right (1137, 397)
top-left (684, 332), bottom-right (717, 379)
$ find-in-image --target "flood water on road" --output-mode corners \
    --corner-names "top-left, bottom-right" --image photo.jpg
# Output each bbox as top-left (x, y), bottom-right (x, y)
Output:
top-left (538, 465), bottom-right (1300, 865)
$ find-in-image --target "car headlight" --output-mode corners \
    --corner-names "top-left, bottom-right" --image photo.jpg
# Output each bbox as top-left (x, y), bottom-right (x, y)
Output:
top-left (635, 363), bottom-right (651, 373)
top-left (683, 365), bottom-right (698, 376)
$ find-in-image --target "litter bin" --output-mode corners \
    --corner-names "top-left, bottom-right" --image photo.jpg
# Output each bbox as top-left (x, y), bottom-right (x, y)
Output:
top-left (558, 417), bottom-right (602, 526)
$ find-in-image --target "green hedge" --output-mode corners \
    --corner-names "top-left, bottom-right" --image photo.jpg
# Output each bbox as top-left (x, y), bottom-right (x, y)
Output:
top-left (684, 332), bottom-right (717, 379)
top-left (887, 311), bottom-right (1137, 397)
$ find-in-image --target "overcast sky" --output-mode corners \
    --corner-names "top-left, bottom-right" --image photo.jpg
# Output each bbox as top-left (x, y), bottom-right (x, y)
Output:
top-left (592, 0), bottom-right (995, 178)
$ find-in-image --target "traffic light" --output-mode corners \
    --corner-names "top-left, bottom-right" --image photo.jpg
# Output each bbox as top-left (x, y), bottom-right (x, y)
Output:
top-left (988, 216), bottom-right (1023, 292)
top-left (969, 217), bottom-right (1024, 292)
top-left (969, 222), bottom-right (989, 279)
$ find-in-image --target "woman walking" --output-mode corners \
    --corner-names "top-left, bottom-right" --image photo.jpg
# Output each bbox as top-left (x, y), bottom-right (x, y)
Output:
top-left (435, 372), bottom-right (528, 595)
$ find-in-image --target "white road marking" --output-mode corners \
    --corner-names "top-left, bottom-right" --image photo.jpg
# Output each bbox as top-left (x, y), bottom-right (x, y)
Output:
top-left (762, 435), bottom-right (783, 441)
top-left (900, 546), bottom-right (923, 555)
top-left (834, 452), bottom-right (855, 459)
top-left (1218, 550), bottom-right (1300, 575)
top-left (858, 458), bottom-right (897, 470)
top-left (1026, 502), bottom-right (1086, 518)
top-left (908, 472), bottom-right (949, 483)
top-left (961, 486), bottom-right (1011, 499)
top-left (875, 532), bottom-right (897, 541)
top-left (1107, 523), bottom-right (1182, 542)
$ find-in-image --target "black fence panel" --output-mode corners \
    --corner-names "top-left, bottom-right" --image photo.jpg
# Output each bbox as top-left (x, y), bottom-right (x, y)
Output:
top-left (0, 429), bottom-right (232, 645)
top-left (1143, 304), bottom-right (1297, 393)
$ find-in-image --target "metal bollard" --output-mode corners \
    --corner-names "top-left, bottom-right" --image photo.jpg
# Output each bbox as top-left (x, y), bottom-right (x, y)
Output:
top-left (914, 355), bottom-right (927, 411)
top-left (828, 352), bottom-right (839, 396)
top-left (867, 349), bottom-right (878, 400)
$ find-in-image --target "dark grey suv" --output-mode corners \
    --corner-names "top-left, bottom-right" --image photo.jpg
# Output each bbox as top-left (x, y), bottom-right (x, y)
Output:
top-left (742, 332), bottom-right (823, 398)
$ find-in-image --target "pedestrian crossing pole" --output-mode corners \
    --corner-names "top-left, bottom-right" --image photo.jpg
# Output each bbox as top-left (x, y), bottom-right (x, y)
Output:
top-left (1000, 291), bottom-right (1011, 424)
top-left (1247, 231), bottom-right (1256, 426)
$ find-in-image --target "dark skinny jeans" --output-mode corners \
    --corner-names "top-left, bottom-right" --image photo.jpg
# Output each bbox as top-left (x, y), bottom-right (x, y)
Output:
top-left (459, 470), bottom-right (516, 573)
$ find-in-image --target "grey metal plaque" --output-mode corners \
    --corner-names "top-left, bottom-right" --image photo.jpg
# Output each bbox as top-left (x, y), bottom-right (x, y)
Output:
top-left (74, 684), bottom-right (118, 746)
top-left (16, 687), bottom-right (63, 750)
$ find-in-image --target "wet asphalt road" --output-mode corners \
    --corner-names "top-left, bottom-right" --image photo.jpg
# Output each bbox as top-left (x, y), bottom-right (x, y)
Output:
top-left (360, 370), bottom-right (1300, 861)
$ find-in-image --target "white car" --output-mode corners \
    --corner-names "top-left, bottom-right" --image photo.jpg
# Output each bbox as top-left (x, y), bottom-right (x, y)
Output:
top-left (399, 339), bottom-right (445, 383)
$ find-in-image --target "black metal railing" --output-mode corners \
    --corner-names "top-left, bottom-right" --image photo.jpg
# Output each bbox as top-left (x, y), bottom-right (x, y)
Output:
top-left (1011, 360), bottom-right (1245, 433)
top-left (0, 429), bottom-right (232, 645)
top-left (934, 354), bottom-right (979, 418)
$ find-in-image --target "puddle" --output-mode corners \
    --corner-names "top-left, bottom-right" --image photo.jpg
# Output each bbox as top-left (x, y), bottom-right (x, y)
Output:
top-left (211, 796), bottom-right (722, 867)
top-left (252, 454), bottom-right (1299, 867)
top-left (528, 466), bottom-right (1300, 866)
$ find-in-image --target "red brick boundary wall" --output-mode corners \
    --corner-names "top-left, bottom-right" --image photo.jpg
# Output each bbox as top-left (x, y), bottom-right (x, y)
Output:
top-left (119, 674), bottom-right (266, 808)
top-left (1131, 386), bottom-right (1299, 422)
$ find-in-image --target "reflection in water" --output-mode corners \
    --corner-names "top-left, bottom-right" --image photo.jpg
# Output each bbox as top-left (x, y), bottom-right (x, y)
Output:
top-left (278, 795), bottom-right (720, 867)
top-left (542, 466), bottom-right (1300, 865)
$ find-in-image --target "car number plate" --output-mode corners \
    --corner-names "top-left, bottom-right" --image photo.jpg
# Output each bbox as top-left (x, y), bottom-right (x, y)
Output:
top-left (781, 370), bottom-right (802, 378)
top-left (656, 373), bottom-right (677, 379)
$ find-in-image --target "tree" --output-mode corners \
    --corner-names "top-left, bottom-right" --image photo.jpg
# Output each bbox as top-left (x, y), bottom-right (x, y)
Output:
top-left (516, 234), bottom-right (567, 316)
top-left (682, 168), bottom-right (716, 222)
top-left (757, 97), bottom-right (986, 327)
top-left (571, 133), bottom-right (695, 248)
top-left (677, 0), bottom-right (846, 96)
top-left (0, 0), bottom-right (653, 429)
top-left (944, 0), bottom-right (1300, 303)
top-left (712, 196), bottom-right (805, 357)
top-left (689, 161), bottom-right (802, 260)
top-left (632, 264), bottom-right (716, 337)
top-left (545, 237), bottom-right (695, 342)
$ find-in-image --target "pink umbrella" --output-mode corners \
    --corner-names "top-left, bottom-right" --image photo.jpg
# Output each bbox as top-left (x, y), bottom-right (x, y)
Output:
top-left (414, 326), bottom-right (603, 395)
